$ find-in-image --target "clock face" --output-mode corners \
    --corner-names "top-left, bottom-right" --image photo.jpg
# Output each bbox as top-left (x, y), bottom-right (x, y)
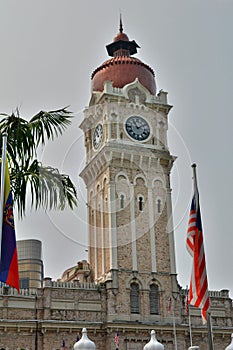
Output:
top-left (93, 123), bottom-right (103, 149)
top-left (125, 116), bottom-right (150, 141)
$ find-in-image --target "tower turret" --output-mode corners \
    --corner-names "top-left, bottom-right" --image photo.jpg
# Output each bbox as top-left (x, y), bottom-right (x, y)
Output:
top-left (80, 18), bottom-right (178, 325)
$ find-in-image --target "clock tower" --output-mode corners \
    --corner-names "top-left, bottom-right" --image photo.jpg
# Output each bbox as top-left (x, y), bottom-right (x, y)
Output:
top-left (80, 19), bottom-right (180, 323)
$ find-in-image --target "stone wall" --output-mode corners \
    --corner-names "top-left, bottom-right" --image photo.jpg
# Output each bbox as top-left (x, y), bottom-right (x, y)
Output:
top-left (0, 283), bottom-right (232, 350)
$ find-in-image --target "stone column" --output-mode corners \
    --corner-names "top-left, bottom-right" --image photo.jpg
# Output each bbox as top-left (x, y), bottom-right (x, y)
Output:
top-left (108, 181), bottom-right (118, 270)
top-left (148, 187), bottom-right (156, 272)
top-left (130, 183), bottom-right (137, 271)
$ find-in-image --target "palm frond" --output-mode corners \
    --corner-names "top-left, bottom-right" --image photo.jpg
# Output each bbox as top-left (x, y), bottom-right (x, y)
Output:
top-left (0, 112), bottom-right (36, 160)
top-left (11, 160), bottom-right (78, 217)
top-left (0, 108), bottom-right (78, 217)
top-left (29, 107), bottom-right (73, 146)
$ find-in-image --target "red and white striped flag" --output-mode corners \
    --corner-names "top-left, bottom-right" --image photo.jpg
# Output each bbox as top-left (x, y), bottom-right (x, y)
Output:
top-left (115, 330), bottom-right (119, 349)
top-left (186, 165), bottom-right (210, 324)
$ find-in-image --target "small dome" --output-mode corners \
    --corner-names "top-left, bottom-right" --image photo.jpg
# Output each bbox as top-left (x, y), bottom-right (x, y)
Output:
top-left (226, 334), bottom-right (233, 350)
top-left (114, 32), bottom-right (129, 42)
top-left (143, 330), bottom-right (164, 350)
top-left (74, 328), bottom-right (96, 350)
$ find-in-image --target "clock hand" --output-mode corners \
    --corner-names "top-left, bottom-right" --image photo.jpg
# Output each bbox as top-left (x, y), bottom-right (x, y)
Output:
top-left (132, 120), bottom-right (137, 128)
top-left (134, 120), bottom-right (141, 129)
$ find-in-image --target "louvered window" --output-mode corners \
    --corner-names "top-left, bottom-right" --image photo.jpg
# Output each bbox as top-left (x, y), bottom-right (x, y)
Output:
top-left (130, 283), bottom-right (140, 314)
top-left (150, 284), bottom-right (159, 314)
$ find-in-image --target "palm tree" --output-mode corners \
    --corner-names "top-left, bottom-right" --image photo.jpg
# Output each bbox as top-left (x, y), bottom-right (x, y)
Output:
top-left (0, 107), bottom-right (78, 217)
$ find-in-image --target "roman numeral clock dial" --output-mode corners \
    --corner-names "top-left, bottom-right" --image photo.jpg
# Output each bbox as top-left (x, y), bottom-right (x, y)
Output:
top-left (125, 116), bottom-right (150, 141)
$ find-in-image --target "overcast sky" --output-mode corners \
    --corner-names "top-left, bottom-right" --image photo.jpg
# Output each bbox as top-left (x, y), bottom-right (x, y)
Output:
top-left (0, 0), bottom-right (233, 296)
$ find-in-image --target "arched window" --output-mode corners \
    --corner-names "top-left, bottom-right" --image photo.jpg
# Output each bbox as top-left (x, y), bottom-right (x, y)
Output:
top-left (138, 196), bottom-right (143, 211)
top-left (150, 284), bottom-right (159, 315)
top-left (120, 194), bottom-right (125, 209)
top-left (130, 283), bottom-right (140, 314)
top-left (157, 199), bottom-right (161, 213)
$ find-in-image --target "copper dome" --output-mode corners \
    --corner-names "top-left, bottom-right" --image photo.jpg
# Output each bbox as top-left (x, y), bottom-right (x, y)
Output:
top-left (91, 56), bottom-right (156, 95)
top-left (91, 19), bottom-right (156, 95)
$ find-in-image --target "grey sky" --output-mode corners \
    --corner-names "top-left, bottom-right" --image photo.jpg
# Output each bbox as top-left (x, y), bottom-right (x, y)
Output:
top-left (0, 1), bottom-right (233, 296)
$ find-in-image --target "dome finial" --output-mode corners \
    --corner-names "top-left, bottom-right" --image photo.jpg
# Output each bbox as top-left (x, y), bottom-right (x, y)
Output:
top-left (119, 13), bottom-right (123, 33)
top-left (73, 328), bottom-right (96, 350)
top-left (143, 330), bottom-right (164, 350)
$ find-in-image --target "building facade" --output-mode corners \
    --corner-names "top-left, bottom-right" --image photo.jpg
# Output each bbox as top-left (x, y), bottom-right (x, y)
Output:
top-left (0, 21), bottom-right (232, 350)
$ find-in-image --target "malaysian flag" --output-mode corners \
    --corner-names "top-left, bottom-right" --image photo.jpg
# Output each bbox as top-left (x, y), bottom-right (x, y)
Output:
top-left (186, 164), bottom-right (210, 324)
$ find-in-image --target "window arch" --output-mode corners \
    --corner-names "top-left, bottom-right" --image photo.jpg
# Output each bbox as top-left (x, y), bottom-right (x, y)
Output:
top-left (130, 283), bottom-right (140, 314)
top-left (150, 284), bottom-right (159, 315)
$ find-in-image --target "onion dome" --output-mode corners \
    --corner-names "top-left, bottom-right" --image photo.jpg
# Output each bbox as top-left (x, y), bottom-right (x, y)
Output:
top-left (91, 18), bottom-right (156, 95)
top-left (225, 334), bottom-right (233, 350)
top-left (114, 31), bottom-right (129, 42)
top-left (73, 328), bottom-right (96, 350)
top-left (143, 330), bottom-right (164, 350)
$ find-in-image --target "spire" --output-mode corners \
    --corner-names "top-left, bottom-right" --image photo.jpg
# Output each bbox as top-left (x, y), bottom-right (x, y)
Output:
top-left (119, 14), bottom-right (123, 33)
top-left (106, 17), bottom-right (140, 57)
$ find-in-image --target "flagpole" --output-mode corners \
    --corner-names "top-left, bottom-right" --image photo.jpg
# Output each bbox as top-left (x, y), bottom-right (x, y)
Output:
top-left (191, 163), bottom-right (198, 205)
top-left (0, 133), bottom-right (8, 258)
top-left (191, 164), bottom-right (214, 350)
top-left (207, 312), bottom-right (214, 350)
top-left (188, 303), bottom-right (193, 347)
top-left (172, 299), bottom-right (178, 350)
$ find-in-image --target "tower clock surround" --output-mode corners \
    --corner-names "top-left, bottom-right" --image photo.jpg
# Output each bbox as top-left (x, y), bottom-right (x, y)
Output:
top-left (125, 115), bottom-right (151, 141)
top-left (93, 123), bottom-right (103, 149)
